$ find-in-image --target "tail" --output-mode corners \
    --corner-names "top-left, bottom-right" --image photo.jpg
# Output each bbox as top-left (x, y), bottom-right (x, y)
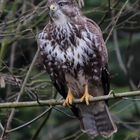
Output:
top-left (77, 102), bottom-right (117, 138)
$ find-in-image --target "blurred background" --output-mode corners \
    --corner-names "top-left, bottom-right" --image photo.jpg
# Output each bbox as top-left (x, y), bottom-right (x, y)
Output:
top-left (0, 0), bottom-right (140, 140)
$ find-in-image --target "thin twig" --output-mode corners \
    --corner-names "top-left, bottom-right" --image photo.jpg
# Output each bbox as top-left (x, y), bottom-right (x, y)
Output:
top-left (30, 89), bottom-right (57, 140)
top-left (61, 131), bottom-right (81, 140)
top-left (0, 123), bottom-right (4, 132)
top-left (31, 108), bottom-right (52, 140)
top-left (0, 90), bottom-right (139, 108)
top-left (6, 107), bottom-right (52, 133)
top-left (53, 107), bottom-right (76, 119)
top-left (5, 48), bottom-right (40, 131)
top-left (105, 0), bottom-right (129, 43)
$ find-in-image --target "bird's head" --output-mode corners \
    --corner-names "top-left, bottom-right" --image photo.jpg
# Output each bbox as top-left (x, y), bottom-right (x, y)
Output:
top-left (47, 0), bottom-right (80, 25)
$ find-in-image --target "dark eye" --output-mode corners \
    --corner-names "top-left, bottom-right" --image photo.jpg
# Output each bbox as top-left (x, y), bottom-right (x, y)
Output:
top-left (58, 1), bottom-right (68, 7)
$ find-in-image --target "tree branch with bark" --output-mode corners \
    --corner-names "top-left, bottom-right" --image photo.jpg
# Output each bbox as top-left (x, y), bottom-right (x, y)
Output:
top-left (0, 90), bottom-right (139, 109)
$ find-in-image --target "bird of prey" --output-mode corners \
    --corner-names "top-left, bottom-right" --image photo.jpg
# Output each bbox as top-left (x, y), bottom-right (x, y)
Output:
top-left (38, 0), bottom-right (117, 138)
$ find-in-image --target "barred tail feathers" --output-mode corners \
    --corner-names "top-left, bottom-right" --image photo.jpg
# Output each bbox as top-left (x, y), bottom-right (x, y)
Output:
top-left (77, 102), bottom-right (117, 138)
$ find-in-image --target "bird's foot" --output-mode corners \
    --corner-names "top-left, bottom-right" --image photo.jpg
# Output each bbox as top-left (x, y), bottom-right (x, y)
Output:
top-left (63, 88), bottom-right (74, 107)
top-left (80, 84), bottom-right (93, 105)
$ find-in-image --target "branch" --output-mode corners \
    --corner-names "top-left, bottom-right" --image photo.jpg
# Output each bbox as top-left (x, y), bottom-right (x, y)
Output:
top-left (6, 107), bottom-right (52, 133)
top-left (5, 48), bottom-right (40, 129)
top-left (0, 90), bottom-right (140, 109)
top-left (105, 0), bottom-right (129, 43)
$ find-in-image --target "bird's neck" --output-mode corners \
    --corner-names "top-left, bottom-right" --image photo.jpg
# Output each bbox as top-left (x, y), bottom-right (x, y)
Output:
top-left (52, 15), bottom-right (68, 27)
top-left (50, 19), bottom-right (73, 37)
top-left (48, 15), bottom-right (85, 44)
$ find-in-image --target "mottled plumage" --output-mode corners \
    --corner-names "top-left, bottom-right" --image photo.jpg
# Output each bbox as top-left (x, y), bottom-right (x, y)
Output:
top-left (38, 0), bottom-right (117, 138)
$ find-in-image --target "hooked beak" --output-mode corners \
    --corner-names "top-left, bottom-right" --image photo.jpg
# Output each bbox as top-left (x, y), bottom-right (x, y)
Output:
top-left (49, 4), bottom-right (58, 17)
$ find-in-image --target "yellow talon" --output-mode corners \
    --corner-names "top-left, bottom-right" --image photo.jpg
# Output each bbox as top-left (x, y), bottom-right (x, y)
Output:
top-left (80, 84), bottom-right (92, 105)
top-left (63, 88), bottom-right (74, 107)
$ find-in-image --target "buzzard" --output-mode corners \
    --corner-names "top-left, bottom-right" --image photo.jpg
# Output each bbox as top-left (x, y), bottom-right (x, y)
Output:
top-left (38, 0), bottom-right (117, 138)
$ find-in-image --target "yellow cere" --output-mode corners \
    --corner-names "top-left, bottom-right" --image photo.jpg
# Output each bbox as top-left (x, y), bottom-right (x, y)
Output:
top-left (50, 4), bottom-right (57, 11)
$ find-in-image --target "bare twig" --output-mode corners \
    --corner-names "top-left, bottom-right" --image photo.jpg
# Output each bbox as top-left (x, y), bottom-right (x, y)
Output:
top-left (6, 107), bottom-right (52, 133)
top-left (31, 89), bottom-right (57, 140)
top-left (113, 29), bottom-right (127, 75)
top-left (31, 108), bottom-right (53, 140)
top-left (61, 131), bottom-right (82, 140)
top-left (5, 48), bottom-right (40, 132)
top-left (0, 91), bottom-right (139, 108)
top-left (16, 48), bottom-right (40, 102)
top-left (105, 0), bottom-right (129, 43)
top-left (6, 42), bottom-right (17, 97)
top-left (53, 107), bottom-right (76, 119)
